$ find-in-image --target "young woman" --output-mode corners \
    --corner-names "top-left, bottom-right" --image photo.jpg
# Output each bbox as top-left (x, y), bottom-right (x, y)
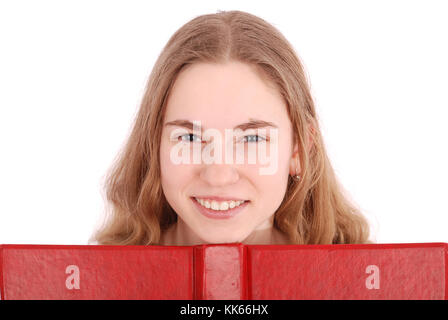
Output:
top-left (91, 10), bottom-right (371, 246)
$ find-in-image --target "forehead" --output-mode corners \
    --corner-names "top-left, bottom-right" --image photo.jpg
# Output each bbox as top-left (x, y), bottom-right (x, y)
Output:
top-left (164, 61), bottom-right (289, 128)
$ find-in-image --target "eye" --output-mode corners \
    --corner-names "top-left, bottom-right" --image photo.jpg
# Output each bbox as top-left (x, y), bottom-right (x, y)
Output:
top-left (178, 133), bottom-right (202, 143)
top-left (243, 135), bottom-right (267, 143)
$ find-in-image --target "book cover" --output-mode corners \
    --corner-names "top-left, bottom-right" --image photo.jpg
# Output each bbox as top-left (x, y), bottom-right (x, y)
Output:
top-left (0, 243), bottom-right (446, 300)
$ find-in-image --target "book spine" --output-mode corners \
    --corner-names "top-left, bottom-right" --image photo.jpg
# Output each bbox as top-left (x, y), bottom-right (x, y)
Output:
top-left (194, 244), bottom-right (246, 300)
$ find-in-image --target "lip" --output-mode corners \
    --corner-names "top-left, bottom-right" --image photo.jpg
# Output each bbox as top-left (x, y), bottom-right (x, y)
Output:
top-left (190, 197), bottom-right (249, 220)
top-left (192, 195), bottom-right (249, 202)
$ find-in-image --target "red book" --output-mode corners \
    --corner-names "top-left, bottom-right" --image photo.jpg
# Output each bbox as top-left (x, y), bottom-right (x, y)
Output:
top-left (0, 243), bottom-right (447, 299)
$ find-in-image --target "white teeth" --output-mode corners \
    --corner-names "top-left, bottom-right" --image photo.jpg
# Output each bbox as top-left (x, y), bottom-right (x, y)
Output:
top-left (220, 202), bottom-right (229, 210)
top-left (211, 201), bottom-right (220, 210)
top-left (195, 198), bottom-right (246, 211)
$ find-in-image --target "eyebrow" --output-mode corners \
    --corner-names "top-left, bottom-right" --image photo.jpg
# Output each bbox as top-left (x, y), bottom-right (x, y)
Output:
top-left (164, 118), bottom-right (278, 131)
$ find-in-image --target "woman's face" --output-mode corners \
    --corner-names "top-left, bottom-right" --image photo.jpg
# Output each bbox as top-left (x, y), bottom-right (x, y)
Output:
top-left (159, 61), bottom-right (297, 244)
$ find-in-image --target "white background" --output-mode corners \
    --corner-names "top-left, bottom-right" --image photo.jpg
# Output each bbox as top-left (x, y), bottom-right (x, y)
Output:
top-left (0, 0), bottom-right (446, 245)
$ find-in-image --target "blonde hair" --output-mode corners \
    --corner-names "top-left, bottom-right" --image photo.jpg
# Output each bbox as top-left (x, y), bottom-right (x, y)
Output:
top-left (91, 10), bottom-right (371, 245)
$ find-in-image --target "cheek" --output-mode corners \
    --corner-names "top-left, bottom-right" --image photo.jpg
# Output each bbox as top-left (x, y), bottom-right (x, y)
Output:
top-left (255, 174), bottom-right (288, 208)
top-left (253, 145), bottom-right (290, 209)
top-left (160, 141), bottom-right (188, 199)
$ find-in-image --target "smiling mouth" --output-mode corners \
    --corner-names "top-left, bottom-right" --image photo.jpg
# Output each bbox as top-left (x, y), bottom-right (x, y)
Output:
top-left (193, 197), bottom-right (248, 211)
top-left (190, 197), bottom-right (249, 219)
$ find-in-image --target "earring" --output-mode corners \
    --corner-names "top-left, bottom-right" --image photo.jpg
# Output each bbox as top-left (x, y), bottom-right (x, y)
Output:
top-left (292, 166), bottom-right (301, 182)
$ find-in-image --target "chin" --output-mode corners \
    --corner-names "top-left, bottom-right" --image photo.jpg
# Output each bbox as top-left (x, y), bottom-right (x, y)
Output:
top-left (198, 233), bottom-right (245, 245)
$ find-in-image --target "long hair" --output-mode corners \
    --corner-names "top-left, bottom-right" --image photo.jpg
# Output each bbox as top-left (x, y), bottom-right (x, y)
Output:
top-left (91, 10), bottom-right (371, 245)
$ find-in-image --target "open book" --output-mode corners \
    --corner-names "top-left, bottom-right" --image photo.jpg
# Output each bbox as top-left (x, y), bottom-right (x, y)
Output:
top-left (1, 243), bottom-right (446, 299)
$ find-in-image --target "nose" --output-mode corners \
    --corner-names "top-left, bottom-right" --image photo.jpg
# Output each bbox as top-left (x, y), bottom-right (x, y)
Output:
top-left (197, 129), bottom-right (241, 186)
top-left (199, 163), bottom-right (240, 187)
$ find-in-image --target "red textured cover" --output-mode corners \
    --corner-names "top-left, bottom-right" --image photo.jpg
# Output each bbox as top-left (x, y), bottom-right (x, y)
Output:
top-left (446, 243), bottom-right (448, 299)
top-left (0, 245), bottom-right (3, 300)
top-left (0, 244), bottom-right (193, 300)
top-left (0, 243), bottom-right (446, 300)
top-left (247, 243), bottom-right (448, 300)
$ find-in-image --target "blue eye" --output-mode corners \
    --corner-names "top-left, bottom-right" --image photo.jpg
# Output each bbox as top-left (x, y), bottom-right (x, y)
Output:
top-left (178, 133), bottom-right (202, 143)
top-left (177, 134), bottom-right (267, 143)
top-left (243, 135), bottom-right (266, 143)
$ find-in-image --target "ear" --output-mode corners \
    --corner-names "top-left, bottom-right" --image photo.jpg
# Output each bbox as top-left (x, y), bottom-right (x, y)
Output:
top-left (289, 123), bottom-right (315, 176)
top-left (289, 144), bottom-right (301, 176)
